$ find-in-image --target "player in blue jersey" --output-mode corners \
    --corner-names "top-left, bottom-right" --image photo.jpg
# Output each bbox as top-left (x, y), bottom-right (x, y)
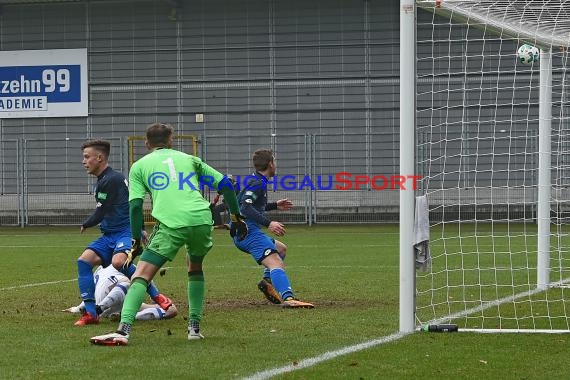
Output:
top-left (75, 139), bottom-right (172, 326)
top-left (234, 149), bottom-right (314, 308)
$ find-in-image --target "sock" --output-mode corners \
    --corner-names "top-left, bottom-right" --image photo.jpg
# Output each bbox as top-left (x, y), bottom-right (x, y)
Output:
top-left (269, 268), bottom-right (294, 300)
top-left (188, 271), bottom-right (205, 322)
top-left (135, 307), bottom-right (165, 321)
top-left (263, 252), bottom-right (285, 280)
top-left (117, 322), bottom-right (132, 336)
top-left (77, 259), bottom-right (97, 315)
top-left (119, 277), bottom-right (148, 327)
top-left (121, 263), bottom-right (136, 278)
top-left (262, 268), bottom-right (271, 280)
top-left (146, 281), bottom-right (160, 299)
top-left (189, 319), bottom-right (200, 332)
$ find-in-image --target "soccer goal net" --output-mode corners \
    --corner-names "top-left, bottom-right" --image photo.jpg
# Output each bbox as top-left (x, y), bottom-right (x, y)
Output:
top-left (404, 0), bottom-right (570, 333)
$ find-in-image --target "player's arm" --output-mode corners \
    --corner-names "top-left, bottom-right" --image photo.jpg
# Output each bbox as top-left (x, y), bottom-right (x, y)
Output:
top-left (81, 203), bottom-right (107, 229)
top-left (219, 181), bottom-right (248, 240)
top-left (269, 199), bottom-right (293, 211)
top-left (239, 178), bottom-right (272, 227)
top-left (216, 179), bottom-right (248, 232)
top-left (195, 158), bottom-right (247, 239)
top-left (128, 200), bottom-right (148, 260)
top-left (81, 178), bottom-right (118, 229)
top-left (130, 198), bottom-right (144, 241)
top-left (194, 157), bottom-right (240, 215)
top-left (126, 165), bottom-right (146, 262)
top-left (241, 181), bottom-right (286, 236)
top-left (124, 205), bottom-right (144, 267)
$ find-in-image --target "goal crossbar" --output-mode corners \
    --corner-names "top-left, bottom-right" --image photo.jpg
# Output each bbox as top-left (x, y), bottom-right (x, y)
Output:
top-left (417, 0), bottom-right (570, 49)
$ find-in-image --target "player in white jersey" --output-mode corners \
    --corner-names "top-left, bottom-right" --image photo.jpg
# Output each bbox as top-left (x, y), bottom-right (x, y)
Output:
top-left (64, 265), bottom-right (177, 321)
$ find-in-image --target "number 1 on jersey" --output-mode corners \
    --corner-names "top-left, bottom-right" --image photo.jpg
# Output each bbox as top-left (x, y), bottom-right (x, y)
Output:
top-left (162, 157), bottom-right (178, 182)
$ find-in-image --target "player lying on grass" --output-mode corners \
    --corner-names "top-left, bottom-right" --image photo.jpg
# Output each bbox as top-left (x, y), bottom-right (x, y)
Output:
top-left (64, 264), bottom-right (178, 321)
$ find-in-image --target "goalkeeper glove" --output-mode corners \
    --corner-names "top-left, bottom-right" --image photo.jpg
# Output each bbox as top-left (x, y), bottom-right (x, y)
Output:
top-left (123, 238), bottom-right (143, 269)
top-left (230, 214), bottom-right (248, 241)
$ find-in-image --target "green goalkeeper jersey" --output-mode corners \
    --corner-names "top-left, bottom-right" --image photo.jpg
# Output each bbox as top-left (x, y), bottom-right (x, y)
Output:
top-left (129, 148), bottom-right (224, 228)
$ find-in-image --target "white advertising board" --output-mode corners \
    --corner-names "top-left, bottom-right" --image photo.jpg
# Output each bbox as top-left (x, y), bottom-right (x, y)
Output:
top-left (0, 48), bottom-right (88, 118)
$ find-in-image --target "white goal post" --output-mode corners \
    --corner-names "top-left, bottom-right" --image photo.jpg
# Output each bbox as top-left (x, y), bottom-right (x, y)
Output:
top-left (400, 0), bottom-right (570, 333)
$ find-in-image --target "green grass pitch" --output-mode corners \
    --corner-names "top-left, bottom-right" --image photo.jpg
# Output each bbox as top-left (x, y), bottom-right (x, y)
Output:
top-left (0, 225), bottom-right (569, 379)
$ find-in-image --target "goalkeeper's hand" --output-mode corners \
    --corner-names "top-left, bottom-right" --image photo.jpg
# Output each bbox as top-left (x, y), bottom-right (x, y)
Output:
top-left (230, 214), bottom-right (248, 241)
top-left (123, 238), bottom-right (143, 269)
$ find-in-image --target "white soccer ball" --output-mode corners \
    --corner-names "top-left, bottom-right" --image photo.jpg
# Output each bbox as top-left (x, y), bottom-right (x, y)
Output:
top-left (517, 44), bottom-right (539, 65)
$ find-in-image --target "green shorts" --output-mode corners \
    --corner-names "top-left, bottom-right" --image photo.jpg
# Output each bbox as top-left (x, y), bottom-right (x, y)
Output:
top-left (142, 222), bottom-right (213, 264)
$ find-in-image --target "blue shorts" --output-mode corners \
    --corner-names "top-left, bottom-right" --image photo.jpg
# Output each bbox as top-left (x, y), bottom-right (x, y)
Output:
top-left (87, 229), bottom-right (132, 267)
top-left (233, 227), bottom-right (278, 264)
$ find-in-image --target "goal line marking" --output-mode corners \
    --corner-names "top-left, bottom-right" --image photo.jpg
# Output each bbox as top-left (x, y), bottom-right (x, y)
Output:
top-left (245, 277), bottom-right (570, 379)
top-left (426, 276), bottom-right (570, 326)
top-left (243, 332), bottom-right (410, 380)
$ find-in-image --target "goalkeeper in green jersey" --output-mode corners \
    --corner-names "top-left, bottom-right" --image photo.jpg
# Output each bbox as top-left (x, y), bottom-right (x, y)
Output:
top-left (90, 122), bottom-right (247, 346)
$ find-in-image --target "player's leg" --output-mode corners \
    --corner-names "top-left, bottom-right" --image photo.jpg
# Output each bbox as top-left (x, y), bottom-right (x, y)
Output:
top-left (67, 266), bottom-right (105, 315)
top-left (62, 303), bottom-right (85, 314)
top-left (136, 303), bottom-right (178, 320)
top-left (97, 279), bottom-right (130, 317)
top-left (131, 230), bottom-right (172, 308)
top-left (118, 259), bottom-right (162, 326)
top-left (90, 258), bottom-right (162, 345)
top-left (254, 234), bottom-right (313, 309)
top-left (120, 263), bottom-right (172, 310)
top-left (91, 221), bottom-right (183, 345)
top-left (187, 255), bottom-right (205, 339)
top-left (135, 306), bottom-right (165, 320)
top-left (119, 261), bottom-right (171, 309)
top-left (109, 229), bottom-right (133, 270)
top-left (76, 250), bottom-right (99, 317)
top-left (119, 224), bottom-right (183, 327)
top-left (275, 240), bottom-right (287, 260)
top-left (246, 231), bottom-right (288, 304)
top-left (111, 232), bottom-right (137, 283)
top-left (112, 231), bottom-right (173, 310)
top-left (75, 235), bottom-right (111, 326)
top-left (261, 253), bottom-right (313, 309)
top-left (262, 239), bottom-right (287, 284)
top-left (186, 224), bottom-right (213, 340)
top-left (260, 254), bottom-right (291, 301)
top-left (233, 228), bottom-right (281, 304)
